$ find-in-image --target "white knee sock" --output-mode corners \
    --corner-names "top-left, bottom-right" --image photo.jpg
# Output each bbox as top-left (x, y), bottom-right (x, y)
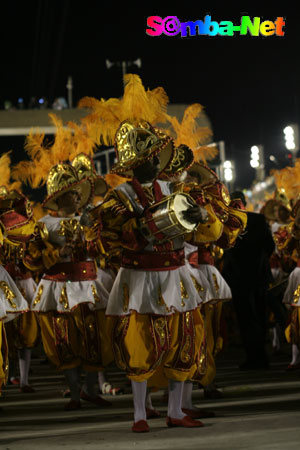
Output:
top-left (291, 344), bottom-right (300, 365)
top-left (98, 371), bottom-right (106, 391)
top-left (64, 367), bottom-right (81, 401)
top-left (83, 371), bottom-right (98, 397)
top-left (18, 348), bottom-right (31, 387)
top-left (131, 380), bottom-right (147, 422)
top-left (181, 380), bottom-right (194, 409)
top-left (145, 391), bottom-right (153, 409)
top-left (168, 380), bottom-right (185, 419)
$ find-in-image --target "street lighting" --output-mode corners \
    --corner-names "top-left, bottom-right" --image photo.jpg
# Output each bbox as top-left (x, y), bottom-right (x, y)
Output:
top-left (250, 145), bottom-right (265, 181)
top-left (283, 124), bottom-right (299, 163)
top-left (224, 160), bottom-right (233, 182)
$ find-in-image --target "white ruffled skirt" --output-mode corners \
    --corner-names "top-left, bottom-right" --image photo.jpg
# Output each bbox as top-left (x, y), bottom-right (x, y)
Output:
top-left (31, 268), bottom-right (116, 313)
top-left (106, 264), bottom-right (201, 316)
top-left (15, 277), bottom-right (37, 307)
top-left (283, 267), bottom-right (300, 306)
top-left (197, 264), bottom-right (232, 304)
top-left (0, 265), bottom-right (28, 322)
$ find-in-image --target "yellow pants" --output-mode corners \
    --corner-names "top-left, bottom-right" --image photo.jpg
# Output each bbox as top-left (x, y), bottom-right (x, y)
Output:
top-left (108, 308), bottom-right (204, 383)
top-left (39, 304), bottom-right (114, 372)
top-left (5, 312), bottom-right (40, 359)
top-left (190, 302), bottom-right (223, 386)
top-left (285, 307), bottom-right (300, 346)
top-left (0, 321), bottom-right (8, 395)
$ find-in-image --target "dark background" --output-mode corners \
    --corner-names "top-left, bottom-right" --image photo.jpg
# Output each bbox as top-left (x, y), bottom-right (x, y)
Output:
top-left (1, 3), bottom-right (299, 189)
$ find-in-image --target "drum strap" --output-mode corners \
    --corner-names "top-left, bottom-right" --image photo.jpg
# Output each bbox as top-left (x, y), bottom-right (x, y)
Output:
top-left (131, 178), bottom-right (172, 251)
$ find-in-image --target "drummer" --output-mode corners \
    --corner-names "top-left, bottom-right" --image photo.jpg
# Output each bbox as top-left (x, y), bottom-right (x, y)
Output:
top-left (91, 120), bottom-right (209, 432)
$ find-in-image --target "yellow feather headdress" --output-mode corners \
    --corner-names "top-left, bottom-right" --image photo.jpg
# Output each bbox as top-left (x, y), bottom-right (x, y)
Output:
top-left (12, 114), bottom-right (97, 189)
top-left (0, 152), bottom-right (22, 192)
top-left (271, 159), bottom-right (300, 201)
top-left (162, 104), bottom-right (216, 163)
top-left (78, 74), bottom-right (170, 146)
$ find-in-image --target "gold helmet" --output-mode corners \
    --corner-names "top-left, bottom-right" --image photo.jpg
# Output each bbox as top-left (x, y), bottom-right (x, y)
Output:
top-left (71, 153), bottom-right (107, 199)
top-left (110, 120), bottom-right (174, 177)
top-left (42, 163), bottom-right (93, 211)
top-left (263, 188), bottom-right (291, 222)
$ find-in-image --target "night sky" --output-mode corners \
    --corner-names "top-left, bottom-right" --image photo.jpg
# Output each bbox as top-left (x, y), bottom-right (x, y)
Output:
top-left (1, 3), bottom-right (299, 189)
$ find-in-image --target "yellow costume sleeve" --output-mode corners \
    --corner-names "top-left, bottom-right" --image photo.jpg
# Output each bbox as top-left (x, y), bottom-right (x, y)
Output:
top-left (91, 190), bottom-right (148, 254)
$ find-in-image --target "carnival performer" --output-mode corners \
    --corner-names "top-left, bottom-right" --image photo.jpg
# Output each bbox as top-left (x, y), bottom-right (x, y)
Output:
top-left (91, 119), bottom-right (212, 432)
top-left (275, 194), bottom-right (300, 370)
top-left (71, 153), bottom-right (123, 396)
top-left (262, 189), bottom-right (292, 351)
top-left (160, 160), bottom-right (247, 414)
top-left (24, 162), bottom-right (112, 410)
top-left (0, 186), bottom-right (40, 392)
top-left (0, 186), bottom-right (35, 397)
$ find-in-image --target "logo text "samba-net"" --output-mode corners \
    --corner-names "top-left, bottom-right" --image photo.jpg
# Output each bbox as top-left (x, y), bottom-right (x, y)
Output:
top-left (146, 16), bottom-right (285, 37)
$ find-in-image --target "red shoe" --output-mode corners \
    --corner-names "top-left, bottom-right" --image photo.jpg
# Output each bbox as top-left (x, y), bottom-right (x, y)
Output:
top-left (20, 385), bottom-right (35, 393)
top-left (64, 400), bottom-right (81, 411)
top-left (146, 407), bottom-right (161, 419)
top-left (132, 420), bottom-right (150, 433)
top-left (9, 378), bottom-right (20, 386)
top-left (166, 415), bottom-right (204, 428)
top-left (286, 363), bottom-right (300, 371)
top-left (182, 408), bottom-right (215, 419)
top-left (80, 391), bottom-right (112, 407)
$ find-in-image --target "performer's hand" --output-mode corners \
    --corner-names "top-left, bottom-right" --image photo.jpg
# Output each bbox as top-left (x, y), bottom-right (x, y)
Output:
top-left (183, 205), bottom-right (208, 224)
top-left (59, 243), bottom-right (74, 257)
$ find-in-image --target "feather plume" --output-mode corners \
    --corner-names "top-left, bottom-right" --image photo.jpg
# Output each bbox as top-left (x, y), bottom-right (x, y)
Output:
top-left (0, 152), bottom-right (22, 191)
top-left (13, 113), bottom-right (99, 189)
top-left (161, 104), bottom-right (214, 161)
top-left (79, 74), bottom-right (170, 146)
top-left (272, 160), bottom-right (300, 200)
top-left (105, 173), bottom-right (129, 189)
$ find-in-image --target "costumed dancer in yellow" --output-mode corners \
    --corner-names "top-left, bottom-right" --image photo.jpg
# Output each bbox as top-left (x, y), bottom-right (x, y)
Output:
top-left (160, 158), bottom-right (247, 414)
top-left (0, 153), bottom-right (40, 392)
top-left (275, 195), bottom-right (300, 369)
top-left (71, 153), bottom-right (123, 395)
top-left (13, 117), bottom-right (114, 410)
top-left (92, 120), bottom-right (210, 432)
top-left (0, 183), bottom-right (35, 396)
top-left (269, 161), bottom-right (300, 368)
top-left (262, 189), bottom-right (292, 351)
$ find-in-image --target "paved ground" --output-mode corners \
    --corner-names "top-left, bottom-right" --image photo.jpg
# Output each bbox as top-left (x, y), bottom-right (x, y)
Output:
top-left (1, 346), bottom-right (300, 450)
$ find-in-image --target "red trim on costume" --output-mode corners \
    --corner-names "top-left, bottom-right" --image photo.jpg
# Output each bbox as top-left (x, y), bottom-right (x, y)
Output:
top-left (197, 247), bottom-right (214, 265)
top-left (0, 210), bottom-right (31, 231)
top-left (121, 248), bottom-right (185, 271)
top-left (188, 251), bottom-right (199, 266)
top-left (5, 263), bottom-right (32, 280)
top-left (131, 178), bottom-right (172, 251)
top-left (43, 261), bottom-right (97, 282)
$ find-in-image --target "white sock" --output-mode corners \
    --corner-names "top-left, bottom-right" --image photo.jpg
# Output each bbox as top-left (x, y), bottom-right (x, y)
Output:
top-left (168, 380), bottom-right (185, 419)
top-left (64, 367), bottom-right (81, 401)
top-left (18, 348), bottom-right (31, 387)
top-left (291, 344), bottom-right (300, 365)
top-left (182, 380), bottom-right (194, 409)
top-left (145, 391), bottom-right (153, 409)
top-left (98, 371), bottom-right (106, 391)
top-left (83, 371), bottom-right (98, 397)
top-left (131, 380), bottom-right (147, 422)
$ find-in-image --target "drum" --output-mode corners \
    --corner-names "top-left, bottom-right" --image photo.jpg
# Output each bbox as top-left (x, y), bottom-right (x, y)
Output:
top-left (139, 193), bottom-right (198, 243)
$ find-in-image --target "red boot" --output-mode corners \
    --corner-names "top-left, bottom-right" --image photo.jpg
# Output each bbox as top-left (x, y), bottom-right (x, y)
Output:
top-left (132, 420), bottom-right (150, 432)
top-left (166, 415), bottom-right (204, 428)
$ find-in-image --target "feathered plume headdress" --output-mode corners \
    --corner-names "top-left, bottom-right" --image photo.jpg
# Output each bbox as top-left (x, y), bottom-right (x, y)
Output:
top-left (78, 74), bottom-right (170, 146)
top-left (12, 114), bottom-right (96, 189)
top-left (0, 152), bottom-right (22, 192)
top-left (162, 103), bottom-right (216, 163)
top-left (271, 159), bottom-right (300, 201)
